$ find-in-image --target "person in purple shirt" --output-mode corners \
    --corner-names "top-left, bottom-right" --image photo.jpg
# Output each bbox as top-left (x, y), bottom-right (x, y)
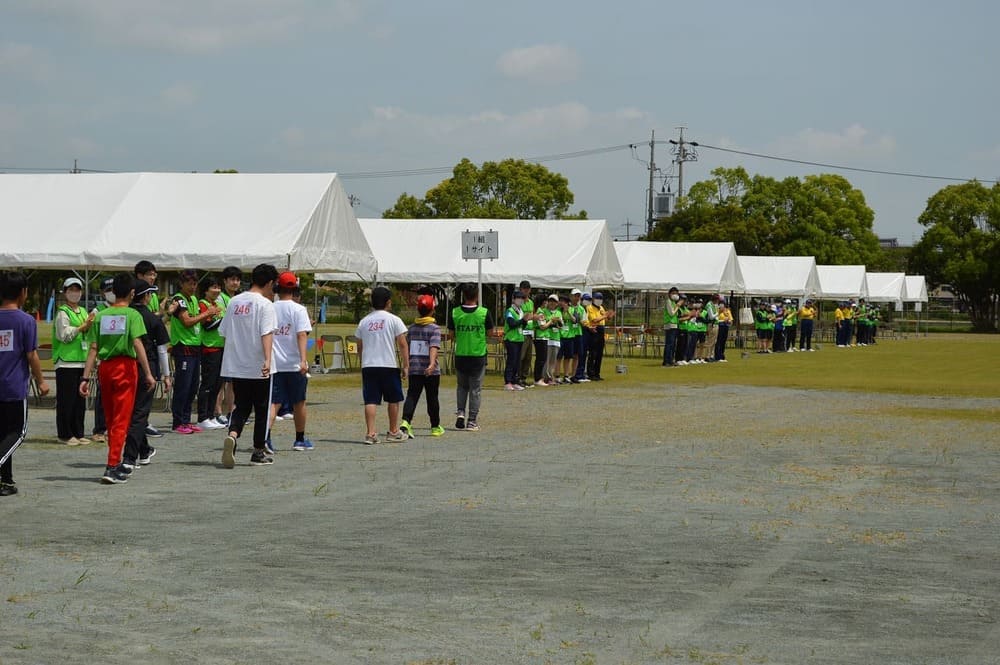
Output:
top-left (0, 271), bottom-right (49, 496)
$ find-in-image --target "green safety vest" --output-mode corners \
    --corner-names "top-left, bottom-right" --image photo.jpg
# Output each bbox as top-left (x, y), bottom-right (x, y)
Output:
top-left (569, 304), bottom-right (585, 337)
top-left (200, 298), bottom-right (225, 348)
top-left (663, 299), bottom-right (680, 326)
top-left (503, 306), bottom-right (525, 343)
top-left (784, 310), bottom-right (798, 327)
top-left (452, 306), bottom-right (488, 356)
top-left (170, 294), bottom-right (201, 347)
top-left (523, 298), bottom-right (535, 331)
top-left (52, 305), bottom-right (89, 363)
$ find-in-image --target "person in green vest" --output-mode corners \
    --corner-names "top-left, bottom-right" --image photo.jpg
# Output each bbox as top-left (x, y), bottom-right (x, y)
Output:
top-left (783, 299), bottom-right (799, 352)
top-left (53, 277), bottom-right (95, 444)
top-left (503, 290), bottom-right (529, 391)
top-left (754, 300), bottom-right (774, 354)
top-left (868, 303), bottom-right (880, 344)
top-left (516, 280), bottom-right (535, 387)
top-left (566, 289), bottom-right (587, 382)
top-left (214, 266), bottom-right (243, 425)
top-left (448, 283), bottom-right (494, 431)
top-left (196, 275), bottom-right (227, 429)
top-left (556, 293), bottom-right (577, 383)
top-left (686, 300), bottom-right (707, 363)
top-left (662, 286), bottom-right (682, 367)
top-left (169, 269), bottom-right (219, 434)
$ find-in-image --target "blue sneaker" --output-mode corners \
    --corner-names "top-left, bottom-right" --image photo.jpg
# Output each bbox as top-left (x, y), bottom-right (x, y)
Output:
top-left (292, 439), bottom-right (314, 451)
top-left (264, 437), bottom-right (276, 455)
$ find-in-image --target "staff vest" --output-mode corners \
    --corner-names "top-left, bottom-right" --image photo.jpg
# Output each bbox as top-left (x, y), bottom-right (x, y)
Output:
top-left (170, 294), bottom-right (202, 346)
top-left (503, 306), bottom-right (525, 343)
top-left (52, 305), bottom-right (89, 363)
top-left (452, 306), bottom-right (488, 356)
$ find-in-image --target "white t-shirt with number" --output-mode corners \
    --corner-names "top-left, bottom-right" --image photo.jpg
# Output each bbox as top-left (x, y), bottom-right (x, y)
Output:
top-left (272, 299), bottom-right (313, 373)
top-left (356, 309), bottom-right (407, 369)
top-left (219, 291), bottom-right (278, 379)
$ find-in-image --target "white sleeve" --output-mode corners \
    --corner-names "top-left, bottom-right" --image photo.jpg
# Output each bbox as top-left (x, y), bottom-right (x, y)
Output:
top-left (296, 305), bottom-right (312, 334)
top-left (157, 344), bottom-right (171, 376)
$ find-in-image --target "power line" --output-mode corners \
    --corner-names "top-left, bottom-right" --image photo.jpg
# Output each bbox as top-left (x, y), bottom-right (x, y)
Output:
top-left (680, 142), bottom-right (982, 183)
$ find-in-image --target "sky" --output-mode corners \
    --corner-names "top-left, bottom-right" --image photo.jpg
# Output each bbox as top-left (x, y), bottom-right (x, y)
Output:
top-left (2, 0), bottom-right (998, 244)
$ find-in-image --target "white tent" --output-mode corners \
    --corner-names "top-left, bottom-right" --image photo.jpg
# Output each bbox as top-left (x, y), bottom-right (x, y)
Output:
top-left (0, 173), bottom-right (376, 273)
top-left (737, 255), bottom-right (821, 299)
top-left (864, 272), bottom-right (906, 304)
top-left (317, 218), bottom-right (623, 287)
top-left (903, 275), bottom-right (928, 302)
top-left (613, 241), bottom-right (744, 292)
top-left (816, 265), bottom-right (869, 300)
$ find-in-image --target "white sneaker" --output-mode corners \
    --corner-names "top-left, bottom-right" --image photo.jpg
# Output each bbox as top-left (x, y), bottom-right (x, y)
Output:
top-left (504, 383), bottom-right (516, 391)
top-left (677, 361), bottom-right (687, 366)
top-left (513, 384), bottom-right (525, 391)
top-left (199, 418), bottom-right (225, 430)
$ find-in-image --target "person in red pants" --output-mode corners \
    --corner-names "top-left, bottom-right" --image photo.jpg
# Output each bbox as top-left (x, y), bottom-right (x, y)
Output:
top-left (80, 273), bottom-right (155, 484)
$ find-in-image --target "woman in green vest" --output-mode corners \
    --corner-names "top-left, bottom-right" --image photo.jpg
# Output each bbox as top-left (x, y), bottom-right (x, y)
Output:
top-left (52, 277), bottom-right (95, 444)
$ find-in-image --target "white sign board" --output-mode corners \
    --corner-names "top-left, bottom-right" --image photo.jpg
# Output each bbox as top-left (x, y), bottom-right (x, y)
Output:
top-left (462, 230), bottom-right (499, 260)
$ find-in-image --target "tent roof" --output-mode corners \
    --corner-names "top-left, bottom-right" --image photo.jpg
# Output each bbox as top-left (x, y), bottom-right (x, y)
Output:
top-left (903, 275), bottom-right (928, 303)
top-left (816, 265), bottom-right (868, 299)
top-left (865, 272), bottom-right (906, 303)
top-left (736, 255), bottom-right (821, 298)
top-left (613, 241), bottom-right (744, 292)
top-left (0, 173), bottom-right (376, 273)
top-left (317, 218), bottom-right (623, 287)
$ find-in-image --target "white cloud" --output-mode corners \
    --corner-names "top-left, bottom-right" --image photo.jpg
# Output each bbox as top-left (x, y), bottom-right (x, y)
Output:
top-left (773, 124), bottom-right (896, 159)
top-left (0, 42), bottom-right (53, 82)
top-left (160, 83), bottom-right (198, 109)
top-left (23, 0), bottom-right (362, 54)
top-left (496, 44), bottom-right (581, 84)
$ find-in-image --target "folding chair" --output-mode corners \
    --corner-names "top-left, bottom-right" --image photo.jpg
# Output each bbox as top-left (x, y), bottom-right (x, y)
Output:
top-left (319, 334), bottom-right (346, 373)
top-left (345, 335), bottom-right (361, 371)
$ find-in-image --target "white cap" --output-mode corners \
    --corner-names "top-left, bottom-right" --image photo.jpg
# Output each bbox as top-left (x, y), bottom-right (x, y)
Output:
top-left (63, 277), bottom-right (83, 290)
top-left (570, 288), bottom-right (582, 295)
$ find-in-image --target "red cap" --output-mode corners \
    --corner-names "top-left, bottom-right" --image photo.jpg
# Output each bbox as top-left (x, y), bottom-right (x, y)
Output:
top-left (277, 271), bottom-right (298, 289)
top-left (416, 294), bottom-right (435, 310)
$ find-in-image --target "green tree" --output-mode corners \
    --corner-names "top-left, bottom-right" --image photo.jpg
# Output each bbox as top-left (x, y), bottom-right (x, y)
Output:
top-left (909, 181), bottom-right (1000, 332)
top-left (384, 158), bottom-right (582, 219)
top-left (646, 167), bottom-right (885, 266)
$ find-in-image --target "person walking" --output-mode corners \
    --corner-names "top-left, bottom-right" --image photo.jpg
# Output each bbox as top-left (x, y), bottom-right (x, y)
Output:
top-left (449, 283), bottom-right (493, 430)
top-left (218, 264), bottom-right (279, 468)
top-left (356, 286), bottom-right (409, 444)
top-left (400, 295), bottom-right (443, 437)
top-left (52, 277), bottom-right (94, 444)
top-left (268, 272), bottom-right (314, 451)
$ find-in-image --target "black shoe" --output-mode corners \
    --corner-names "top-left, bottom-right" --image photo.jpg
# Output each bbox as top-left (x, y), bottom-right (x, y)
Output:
top-left (593, 376), bottom-right (604, 381)
top-left (455, 414), bottom-right (465, 430)
top-left (138, 447), bottom-right (156, 465)
top-left (250, 449), bottom-right (274, 466)
top-left (101, 466), bottom-right (129, 484)
top-left (570, 377), bottom-right (580, 383)
top-left (0, 482), bottom-right (18, 496)
top-left (145, 425), bottom-right (164, 438)
top-left (121, 459), bottom-right (137, 472)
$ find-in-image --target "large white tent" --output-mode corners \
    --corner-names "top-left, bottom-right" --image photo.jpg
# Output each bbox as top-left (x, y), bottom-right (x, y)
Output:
top-left (864, 272), bottom-right (906, 304)
top-left (317, 218), bottom-right (623, 287)
top-left (736, 256), bottom-right (821, 299)
top-left (816, 265), bottom-right (868, 300)
top-left (903, 275), bottom-right (928, 303)
top-left (0, 173), bottom-right (376, 273)
top-left (613, 241), bottom-right (744, 292)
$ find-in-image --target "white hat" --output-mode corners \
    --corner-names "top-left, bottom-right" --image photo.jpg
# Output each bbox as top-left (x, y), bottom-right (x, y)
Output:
top-left (62, 277), bottom-right (83, 290)
top-left (570, 288), bottom-right (582, 295)
top-left (547, 294), bottom-right (559, 301)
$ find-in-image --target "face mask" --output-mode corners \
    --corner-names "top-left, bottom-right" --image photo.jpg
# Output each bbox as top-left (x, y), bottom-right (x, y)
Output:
top-left (66, 291), bottom-right (82, 304)
top-left (593, 299), bottom-right (603, 306)
top-left (513, 299), bottom-right (524, 306)
top-left (104, 291), bottom-right (116, 305)
top-left (670, 294), bottom-right (679, 302)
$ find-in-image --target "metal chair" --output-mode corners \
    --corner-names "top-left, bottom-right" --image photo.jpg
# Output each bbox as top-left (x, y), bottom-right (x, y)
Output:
top-left (345, 335), bottom-right (361, 371)
top-left (319, 334), bottom-right (346, 373)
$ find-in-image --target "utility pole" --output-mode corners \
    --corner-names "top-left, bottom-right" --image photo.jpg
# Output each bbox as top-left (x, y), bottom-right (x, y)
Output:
top-left (669, 127), bottom-right (699, 200)
top-left (647, 130), bottom-right (655, 236)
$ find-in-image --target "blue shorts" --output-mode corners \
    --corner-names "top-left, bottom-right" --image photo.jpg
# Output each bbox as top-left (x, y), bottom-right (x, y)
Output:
top-left (558, 337), bottom-right (576, 359)
top-left (362, 367), bottom-right (404, 405)
top-left (756, 328), bottom-right (773, 340)
top-left (271, 371), bottom-right (308, 405)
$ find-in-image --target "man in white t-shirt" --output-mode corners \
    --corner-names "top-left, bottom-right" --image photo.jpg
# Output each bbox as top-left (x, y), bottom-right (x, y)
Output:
top-left (218, 264), bottom-right (278, 468)
top-left (356, 286), bottom-right (409, 444)
top-left (268, 271), bottom-right (313, 452)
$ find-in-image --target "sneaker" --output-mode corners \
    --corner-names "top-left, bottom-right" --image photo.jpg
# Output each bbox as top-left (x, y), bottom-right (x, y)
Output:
top-left (221, 436), bottom-right (237, 468)
top-left (186, 423), bottom-right (203, 433)
top-left (292, 439), bottom-right (314, 451)
top-left (76, 437), bottom-right (91, 445)
top-left (593, 376), bottom-right (604, 381)
top-left (198, 418), bottom-right (225, 430)
top-left (504, 383), bottom-right (516, 391)
top-left (465, 422), bottom-right (481, 432)
top-left (92, 432), bottom-right (107, 443)
top-left (264, 437), bottom-right (276, 455)
top-left (534, 380), bottom-right (548, 387)
top-left (215, 414), bottom-right (229, 426)
top-left (385, 430), bottom-right (407, 443)
top-left (145, 425), bottom-right (164, 438)
top-left (138, 447), bottom-right (156, 465)
top-left (513, 383), bottom-right (525, 390)
top-left (578, 377), bottom-right (591, 383)
top-left (121, 459), bottom-right (137, 471)
top-left (399, 420), bottom-right (415, 439)
top-left (101, 465), bottom-right (129, 484)
top-left (59, 437), bottom-right (80, 446)
top-left (250, 449), bottom-right (274, 466)
top-left (570, 377), bottom-right (580, 384)
top-left (172, 425), bottom-right (193, 435)
top-left (455, 413), bottom-right (466, 429)
top-left (0, 482), bottom-right (18, 496)
top-left (363, 433), bottom-right (380, 445)
top-left (430, 426), bottom-right (445, 437)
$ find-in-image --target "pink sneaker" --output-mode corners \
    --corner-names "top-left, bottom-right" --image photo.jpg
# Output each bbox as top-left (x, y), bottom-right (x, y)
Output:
top-left (186, 423), bottom-right (203, 433)
top-left (172, 425), bottom-right (193, 434)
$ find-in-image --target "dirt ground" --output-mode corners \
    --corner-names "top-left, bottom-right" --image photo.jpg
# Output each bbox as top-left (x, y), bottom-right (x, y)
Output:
top-left (1, 373), bottom-right (998, 665)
